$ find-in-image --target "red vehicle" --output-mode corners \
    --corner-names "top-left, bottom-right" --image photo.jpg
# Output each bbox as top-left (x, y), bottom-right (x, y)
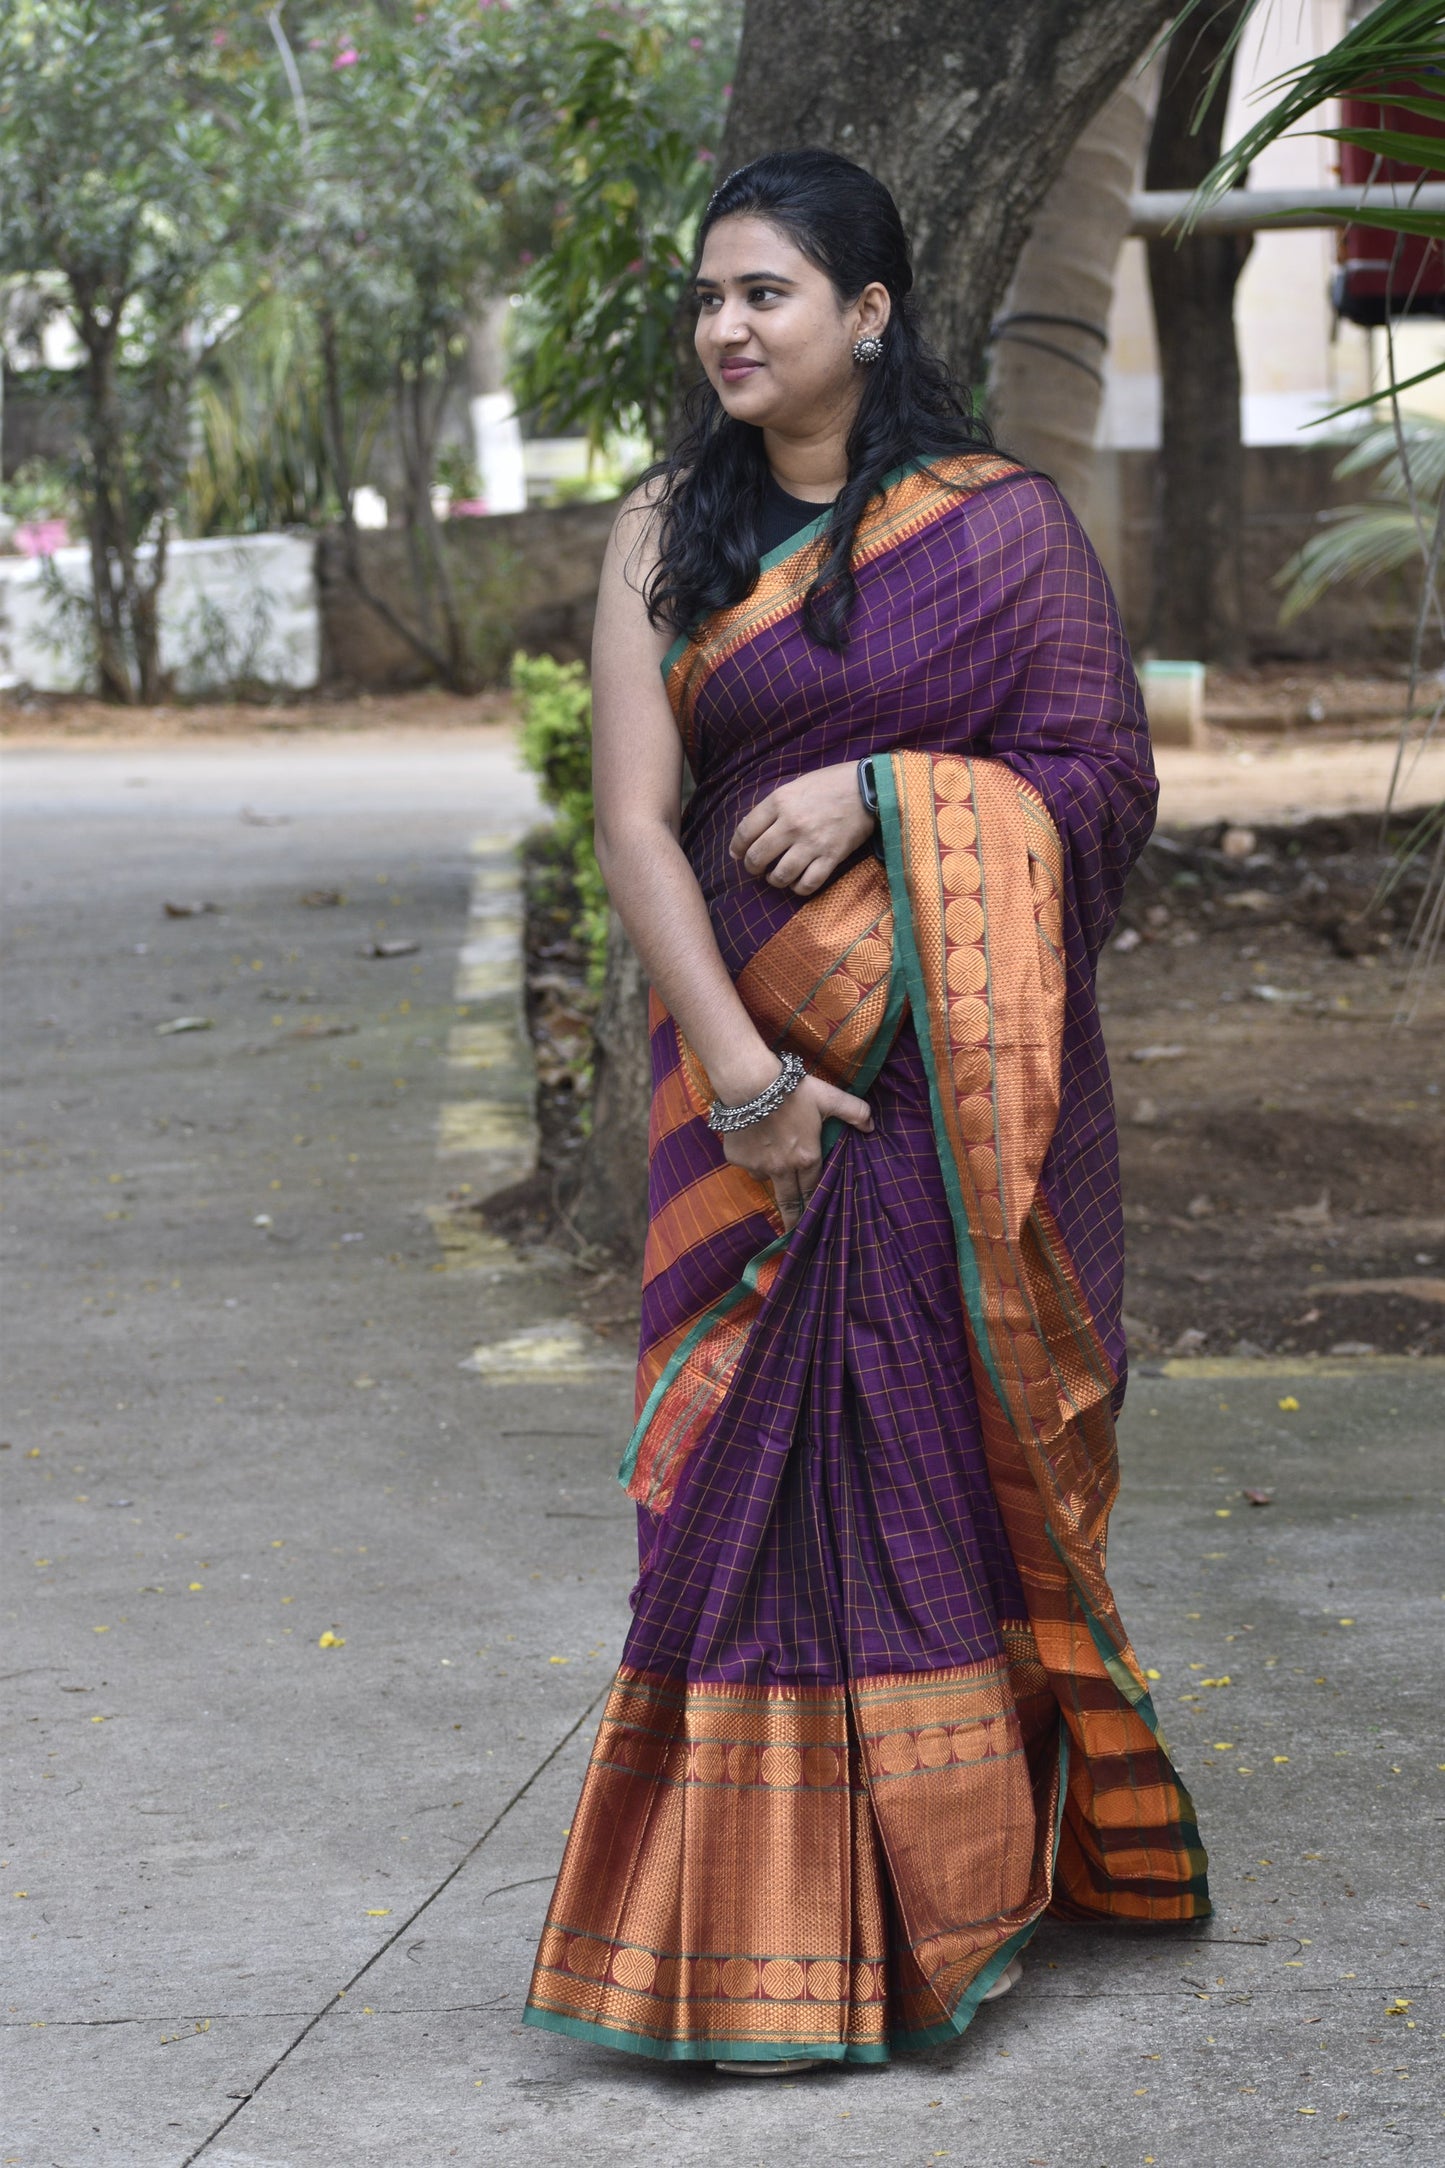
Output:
top-left (1333, 81), bottom-right (1445, 325)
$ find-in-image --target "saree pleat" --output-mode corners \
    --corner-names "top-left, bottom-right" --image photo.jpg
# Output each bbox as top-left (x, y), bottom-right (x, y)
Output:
top-left (524, 456), bottom-right (1209, 2064)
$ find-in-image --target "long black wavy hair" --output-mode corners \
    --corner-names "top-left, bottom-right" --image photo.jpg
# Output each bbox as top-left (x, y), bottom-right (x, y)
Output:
top-left (643, 148), bottom-right (997, 651)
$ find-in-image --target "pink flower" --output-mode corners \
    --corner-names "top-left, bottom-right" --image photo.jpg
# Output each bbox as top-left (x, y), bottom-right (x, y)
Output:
top-left (696, 148), bottom-right (714, 164)
top-left (211, 29), bottom-right (228, 47)
top-left (449, 498), bottom-right (488, 518)
top-left (518, 248), bottom-right (535, 265)
top-left (15, 518), bottom-right (69, 558)
top-left (688, 34), bottom-right (702, 47)
top-left (333, 44), bottom-right (360, 68)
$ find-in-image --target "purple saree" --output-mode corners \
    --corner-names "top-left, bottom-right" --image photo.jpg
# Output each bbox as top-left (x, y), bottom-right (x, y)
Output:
top-left (524, 455), bottom-right (1209, 2064)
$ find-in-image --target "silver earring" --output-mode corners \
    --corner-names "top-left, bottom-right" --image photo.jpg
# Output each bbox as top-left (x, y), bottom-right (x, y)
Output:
top-left (852, 334), bottom-right (884, 367)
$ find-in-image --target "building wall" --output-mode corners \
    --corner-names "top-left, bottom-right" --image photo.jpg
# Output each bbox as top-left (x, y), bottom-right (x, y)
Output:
top-left (317, 499), bottom-right (616, 690)
top-left (1102, 0), bottom-right (1445, 452)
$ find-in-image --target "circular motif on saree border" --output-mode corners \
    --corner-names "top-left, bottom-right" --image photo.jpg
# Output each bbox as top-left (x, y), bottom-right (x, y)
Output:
top-left (990, 1239), bottom-right (1018, 1285)
top-left (848, 935), bottom-right (890, 982)
top-left (652, 1957), bottom-right (681, 1998)
top-left (936, 802), bottom-right (978, 850)
top-left (946, 946), bottom-right (988, 996)
top-left (810, 973), bottom-right (861, 1023)
top-left (611, 1947), bottom-right (658, 1992)
top-left (876, 1729), bottom-right (918, 1775)
top-left (952, 1047), bottom-right (991, 1095)
top-left (728, 1742), bottom-right (759, 1786)
top-left (806, 1960), bottom-right (846, 2002)
top-left (1000, 1286), bottom-right (1031, 1327)
top-left (691, 1957), bottom-right (720, 1999)
top-left (957, 1094), bottom-right (994, 1144)
top-left (1040, 900), bottom-right (1064, 949)
top-left (916, 1725), bottom-right (952, 1769)
top-left (538, 1926), bottom-right (569, 1970)
top-left (945, 896), bottom-right (985, 945)
top-left (802, 1744), bottom-right (840, 1787)
top-left (932, 760), bottom-right (971, 804)
top-left (721, 1957), bottom-right (760, 1999)
top-left (760, 1744), bottom-right (803, 1788)
top-left (940, 850), bottom-right (982, 896)
top-left (967, 1144), bottom-right (999, 1193)
top-left (981, 1195), bottom-right (1006, 1239)
top-left (761, 1958), bottom-right (806, 2001)
top-left (690, 1740), bottom-right (727, 1785)
top-left (567, 1936), bottom-right (610, 1980)
top-left (1026, 1378), bottom-right (1059, 1421)
top-left (1014, 1332), bottom-right (1051, 1380)
top-left (949, 997), bottom-right (990, 1046)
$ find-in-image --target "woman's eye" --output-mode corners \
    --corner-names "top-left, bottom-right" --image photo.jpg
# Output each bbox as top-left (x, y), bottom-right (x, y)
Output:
top-left (748, 286), bottom-right (780, 304)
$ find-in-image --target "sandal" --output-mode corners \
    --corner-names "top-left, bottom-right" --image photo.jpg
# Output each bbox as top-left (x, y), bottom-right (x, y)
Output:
top-left (982, 1956), bottom-right (1024, 2003)
top-left (715, 2056), bottom-right (821, 2076)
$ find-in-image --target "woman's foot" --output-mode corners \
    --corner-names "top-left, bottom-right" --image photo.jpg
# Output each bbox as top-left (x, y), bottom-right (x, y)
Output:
top-left (981, 1956), bottom-right (1024, 2003)
top-left (715, 2056), bottom-right (821, 2075)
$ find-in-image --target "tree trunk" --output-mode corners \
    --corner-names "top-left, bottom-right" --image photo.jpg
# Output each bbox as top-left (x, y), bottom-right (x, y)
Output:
top-left (987, 63), bottom-right (1159, 529)
top-left (1145, 4), bottom-right (1252, 663)
top-left (572, 0), bottom-right (1178, 1257)
top-left (718, 0), bottom-right (1179, 383)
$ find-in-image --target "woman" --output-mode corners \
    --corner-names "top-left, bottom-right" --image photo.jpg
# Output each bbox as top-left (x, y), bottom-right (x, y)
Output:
top-left (524, 148), bottom-right (1208, 2072)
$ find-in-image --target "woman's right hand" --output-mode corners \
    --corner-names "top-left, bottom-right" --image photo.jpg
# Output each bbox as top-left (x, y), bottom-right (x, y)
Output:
top-left (720, 1071), bottom-right (874, 1230)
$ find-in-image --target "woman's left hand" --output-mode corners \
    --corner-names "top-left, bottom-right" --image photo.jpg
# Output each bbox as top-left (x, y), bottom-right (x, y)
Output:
top-left (729, 760), bottom-right (876, 896)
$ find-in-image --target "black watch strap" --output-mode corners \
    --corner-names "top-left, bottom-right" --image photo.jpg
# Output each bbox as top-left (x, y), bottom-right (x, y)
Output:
top-left (856, 755), bottom-right (879, 818)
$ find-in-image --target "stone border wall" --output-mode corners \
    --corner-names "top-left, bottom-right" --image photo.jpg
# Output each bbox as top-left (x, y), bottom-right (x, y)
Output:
top-left (316, 499), bottom-right (617, 690)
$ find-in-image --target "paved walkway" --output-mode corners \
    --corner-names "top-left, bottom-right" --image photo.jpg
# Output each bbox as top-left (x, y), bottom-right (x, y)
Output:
top-left (3, 732), bottom-right (1439, 2165)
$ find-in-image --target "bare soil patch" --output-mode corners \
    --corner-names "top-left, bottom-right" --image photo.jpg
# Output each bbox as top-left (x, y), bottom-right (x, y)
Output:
top-left (1103, 810), bottom-right (1441, 1362)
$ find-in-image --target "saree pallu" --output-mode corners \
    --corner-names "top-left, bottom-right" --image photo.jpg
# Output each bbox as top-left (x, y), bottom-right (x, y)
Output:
top-left (524, 456), bottom-right (1209, 2065)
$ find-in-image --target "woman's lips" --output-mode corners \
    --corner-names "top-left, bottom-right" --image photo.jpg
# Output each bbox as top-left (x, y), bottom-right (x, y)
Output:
top-left (719, 358), bottom-right (763, 381)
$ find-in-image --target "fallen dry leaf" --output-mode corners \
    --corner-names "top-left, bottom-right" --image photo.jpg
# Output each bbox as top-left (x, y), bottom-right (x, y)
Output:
top-left (1244, 1488), bottom-right (1273, 1507)
top-left (162, 900), bottom-right (221, 918)
top-left (361, 938), bottom-right (419, 959)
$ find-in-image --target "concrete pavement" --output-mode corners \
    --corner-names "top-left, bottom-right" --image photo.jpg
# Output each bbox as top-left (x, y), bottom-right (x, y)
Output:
top-left (2, 731), bottom-right (1440, 2166)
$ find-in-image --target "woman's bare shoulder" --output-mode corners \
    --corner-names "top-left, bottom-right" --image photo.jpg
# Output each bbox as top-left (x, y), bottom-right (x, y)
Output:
top-left (606, 469), bottom-right (677, 598)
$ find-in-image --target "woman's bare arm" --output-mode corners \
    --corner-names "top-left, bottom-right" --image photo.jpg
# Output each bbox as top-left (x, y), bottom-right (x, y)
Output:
top-left (590, 485), bottom-right (872, 1226)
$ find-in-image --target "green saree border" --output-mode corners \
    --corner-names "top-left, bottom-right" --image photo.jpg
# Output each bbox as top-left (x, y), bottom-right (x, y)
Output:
top-left (521, 2003), bottom-right (889, 2064)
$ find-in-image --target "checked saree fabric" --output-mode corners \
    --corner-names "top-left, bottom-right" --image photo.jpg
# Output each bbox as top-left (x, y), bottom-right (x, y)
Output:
top-left (524, 456), bottom-right (1209, 2065)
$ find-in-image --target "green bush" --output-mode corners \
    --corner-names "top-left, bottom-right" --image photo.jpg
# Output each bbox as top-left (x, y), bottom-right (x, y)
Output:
top-left (510, 650), bottom-right (609, 985)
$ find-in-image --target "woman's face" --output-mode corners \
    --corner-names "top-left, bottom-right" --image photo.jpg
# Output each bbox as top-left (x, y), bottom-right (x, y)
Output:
top-left (692, 213), bottom-right (890, 438)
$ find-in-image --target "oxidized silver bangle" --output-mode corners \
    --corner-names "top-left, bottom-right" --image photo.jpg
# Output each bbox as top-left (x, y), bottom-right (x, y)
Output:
top-left (706, 1050), bottom-right (806, 1134)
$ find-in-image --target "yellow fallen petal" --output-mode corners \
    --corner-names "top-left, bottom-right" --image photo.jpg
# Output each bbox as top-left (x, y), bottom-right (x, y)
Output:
top-left (1214, 1509), bottom-right (1231, 1518)
top-left (188, 1582), bottom-right (204, 1592)
top-left (548, 1655), bottom-right (569, 1665)
top-left (1145, 1667), bottom-right (1161, 1680)
top-left (318, 1630), bottom-right (346, 1648)
top-left (1338, 1618), bottom-right (1355, 1626)
top-left (1273, 1755), bottom-right (1290, 1764)
top-left (365, 1908), bottom-right (391, 1917)
top-left (1213, 1742), bottom-right (1235, 1751)
top-left (1278, 1396), bottom-right (1300, 1412)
